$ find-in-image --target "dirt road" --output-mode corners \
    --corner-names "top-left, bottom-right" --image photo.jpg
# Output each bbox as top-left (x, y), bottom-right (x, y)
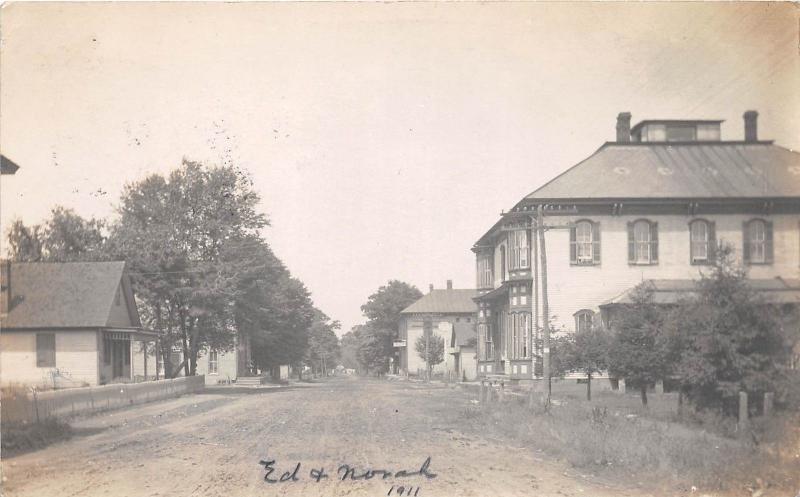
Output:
top-left (2, 377), bottom-right (647, 497)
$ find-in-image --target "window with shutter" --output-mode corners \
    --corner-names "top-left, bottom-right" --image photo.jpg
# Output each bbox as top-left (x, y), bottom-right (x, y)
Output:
top-left (745, 219), bottom-right (770, 264)
top-left (476, 253), bottom-right (493, 288)
top-left (630, 219), bottom-right (657, 264)
top-left (708, 221), bottom-right (717, 262)
top-left (509, 230), bottom-right (530, 269)
top-left (627, 222), bottom-right (635, 262)
top-left (569, 226), bottom-right (577, 264)
top-left (574, 310), bottom-right (594, 333)
top-left (208, 350), bottom-right (219, 374)
top-left (571, 220), bottom-right (599, 266)
top-left (690, 219), bottom-right (710, 264)
top-left (592, 222), bottom-right (601, 264)
top-left (765, 221), bottom-right (774, 264)
top-left (36, 333), bottom-right (56, 368)
top-left (650, 222), bottom-right (659, 263)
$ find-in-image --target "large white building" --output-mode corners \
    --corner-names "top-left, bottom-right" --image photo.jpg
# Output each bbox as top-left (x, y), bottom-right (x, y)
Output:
top-left (472, 111), bottom-right (800, 380)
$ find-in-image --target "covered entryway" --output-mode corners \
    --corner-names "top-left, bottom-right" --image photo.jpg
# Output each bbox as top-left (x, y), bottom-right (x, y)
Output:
top-left (101, 328), bottom-right (160, 384)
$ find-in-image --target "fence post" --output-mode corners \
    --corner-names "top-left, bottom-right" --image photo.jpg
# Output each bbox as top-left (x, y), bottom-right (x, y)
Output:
top-left (738, 391), bottom-right (749, 434)
top-left (764, 392), bottom-right (774, 418)
top-left (33, 390), bottom-right (41, 424)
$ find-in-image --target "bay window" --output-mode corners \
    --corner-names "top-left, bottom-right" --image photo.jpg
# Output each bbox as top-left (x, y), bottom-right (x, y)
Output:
top-left (479, 323), bottom-right (494, 360)
top-left (476, 253), bottom-right (493, 288)
top-left (508, 312), bottom-right (530, 359)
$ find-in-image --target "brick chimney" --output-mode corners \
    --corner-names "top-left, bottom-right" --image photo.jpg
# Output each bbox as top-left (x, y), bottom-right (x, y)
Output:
top-left (446, 279), bottom-right (453, 290)
top-left (1, 260), bottom-right (10, 314)
top-left (744, 110), bottom-right (758, 142)
top-left (616, 112), bottom-right (632, 142)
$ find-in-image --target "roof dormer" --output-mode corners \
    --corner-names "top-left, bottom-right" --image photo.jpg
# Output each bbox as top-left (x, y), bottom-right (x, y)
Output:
top-left (630, 120), bottom-right (722, 142)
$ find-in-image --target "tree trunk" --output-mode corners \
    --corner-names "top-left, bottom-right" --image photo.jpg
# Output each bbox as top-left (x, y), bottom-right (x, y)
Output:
top-left (179, 310), bottom-right (190, 377)
top-left (640, 385), bottom-right (648, 407)
top-left (188, 318), bottom-right (199, 376)
top-left (160, 336), bottom-right (172, 379)
top-left (587, 373), bottom-right (592, 401)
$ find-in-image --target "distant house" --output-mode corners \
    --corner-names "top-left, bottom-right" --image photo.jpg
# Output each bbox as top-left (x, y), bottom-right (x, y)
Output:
top-left (191, 332), bottom-right (252, 385)
top-left (0, 261), bottom-right (159, 388)
top-left (397, 281), bottom-right (478, 380)
top-left (0, 155), bottom-right (20, 175)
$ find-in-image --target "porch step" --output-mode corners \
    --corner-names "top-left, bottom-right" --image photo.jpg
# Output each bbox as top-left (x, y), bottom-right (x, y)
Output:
top-left (236, 376), bottom-right (267, 386)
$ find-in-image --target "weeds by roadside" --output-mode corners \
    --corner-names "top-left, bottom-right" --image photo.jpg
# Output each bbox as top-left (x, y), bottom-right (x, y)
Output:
top-left (1, 418), bottom-right (72, 455)
top-left (460, 391), bottom-right (800, 495)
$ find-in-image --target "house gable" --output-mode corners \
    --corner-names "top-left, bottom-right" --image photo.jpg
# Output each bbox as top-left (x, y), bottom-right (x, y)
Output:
top-left (104, 274), bottom-right (142, 328)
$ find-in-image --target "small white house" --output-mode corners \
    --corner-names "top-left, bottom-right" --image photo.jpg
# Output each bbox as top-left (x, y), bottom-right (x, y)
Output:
top-left (192, 332), bottom-right (252, 385)
top-left (0, 261), bottom-right (159, 388)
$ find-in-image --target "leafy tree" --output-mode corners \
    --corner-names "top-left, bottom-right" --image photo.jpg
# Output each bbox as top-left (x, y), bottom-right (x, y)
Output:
top-left (361, 280), bottom-right (423, 332)
top-left (6, 220), bottom-right (44, 261)
top-left (561, 325), bottom-right (612, 401)
top-left (6, 207), bottom-right (108, 262)
top-left (110, 160), bottom-right (269, 376)
top-left (671, 247), bottom-right (794, 415)
top-left (357, 280), bottom-right (422, 374)
top-left (306, 310), bottom-right (341, 376)
top-left (339, 328), bottom-right (362, 371)
top-left (548, 334), bottom-right (574, 378)
top-left (351, 323), bottom-right (394, 375)
top-left (607, 283), bottom-right (672, 407)
top-left (414, 333), bottom-right (444, 378)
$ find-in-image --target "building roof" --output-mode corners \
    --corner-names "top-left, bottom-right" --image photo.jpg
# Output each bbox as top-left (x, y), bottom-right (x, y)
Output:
top-left (523, 142), bottom-right (800, 201)
top-left (401, 289), bottom-right (478, 315)
top-left (601, 278), bottom-right (800, 306)
top-left (1, 155), bottom-right (20, 175)
top-left (1, 261), bottom-right (141, 328)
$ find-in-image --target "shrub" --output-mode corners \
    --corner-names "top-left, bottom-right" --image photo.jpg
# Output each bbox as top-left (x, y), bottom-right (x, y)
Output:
top-left (1, 418), bottom-right (72, 453)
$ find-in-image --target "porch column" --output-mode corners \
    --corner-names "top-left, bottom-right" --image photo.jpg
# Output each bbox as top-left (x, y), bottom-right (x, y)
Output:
top-left (143, 340), bottom-right (148, 380)
top-left (129, 339), bottom-right (134, 381)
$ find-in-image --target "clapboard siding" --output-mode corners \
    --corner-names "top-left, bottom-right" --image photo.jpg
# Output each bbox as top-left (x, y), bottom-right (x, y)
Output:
top-left (0, 330), bottom-right (99, 387)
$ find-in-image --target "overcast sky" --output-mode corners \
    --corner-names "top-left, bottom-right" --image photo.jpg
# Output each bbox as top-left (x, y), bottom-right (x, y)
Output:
top-left (1, 2), bottom-right (798, 333)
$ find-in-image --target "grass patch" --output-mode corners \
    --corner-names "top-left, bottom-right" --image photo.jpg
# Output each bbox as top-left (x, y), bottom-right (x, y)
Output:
top-left (460, 390), bottom-right (800, 494)
top-left (1, 418), bottom-right (73, 455)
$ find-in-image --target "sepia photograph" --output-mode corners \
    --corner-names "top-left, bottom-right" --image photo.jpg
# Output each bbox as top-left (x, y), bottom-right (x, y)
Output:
top-left (0, 2), bottom-right (799, 496)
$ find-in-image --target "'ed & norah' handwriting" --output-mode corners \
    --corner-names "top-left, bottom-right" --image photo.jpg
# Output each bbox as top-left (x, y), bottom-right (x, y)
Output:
top-left (258, 457), bottom-right (437, 484)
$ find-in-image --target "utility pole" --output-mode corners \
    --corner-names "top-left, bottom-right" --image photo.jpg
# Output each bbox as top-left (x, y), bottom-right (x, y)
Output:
top-left (538, 204), bottom-right (552, 407)
top-left (529, 217), bottom-right (539, 408)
